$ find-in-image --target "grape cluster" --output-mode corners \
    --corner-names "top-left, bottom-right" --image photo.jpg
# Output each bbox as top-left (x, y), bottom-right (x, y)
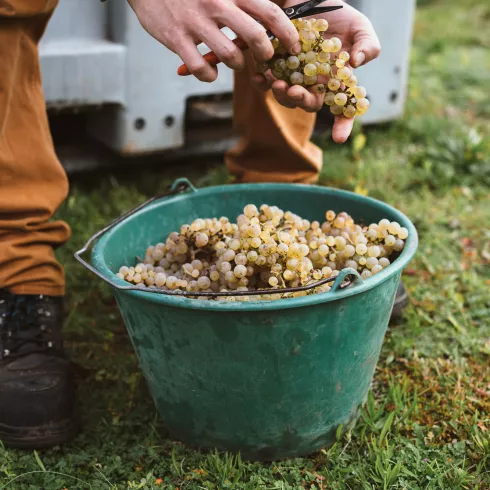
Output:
top-left (117, 205), bottom-right (408, 302)
top-left (256, 18), bottom-right (370, 118)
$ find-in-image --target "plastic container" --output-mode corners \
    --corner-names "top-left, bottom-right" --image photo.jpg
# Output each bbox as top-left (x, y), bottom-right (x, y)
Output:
top-left (78, 179), bottom-right (418, 460)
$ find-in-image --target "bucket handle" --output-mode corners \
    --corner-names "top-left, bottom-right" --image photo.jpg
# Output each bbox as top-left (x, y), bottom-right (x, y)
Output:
top-left (74, 178), bottom-right (197, 289)
top-left (74, 179), bottom-right (364, 298)
top-left (330, 268), bottom-right (364, 293)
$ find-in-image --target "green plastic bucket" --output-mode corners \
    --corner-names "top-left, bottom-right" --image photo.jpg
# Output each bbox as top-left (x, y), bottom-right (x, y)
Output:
top-left (79, 179), bottom-right (418, 460)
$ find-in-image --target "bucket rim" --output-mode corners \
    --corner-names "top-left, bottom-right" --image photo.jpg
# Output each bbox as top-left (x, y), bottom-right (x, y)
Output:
top-left (91, 183), bottom-right (418, 311)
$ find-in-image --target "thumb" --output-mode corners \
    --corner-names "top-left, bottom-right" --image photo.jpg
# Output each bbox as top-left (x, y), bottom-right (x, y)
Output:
top-left (350, 18), bottom-right (381, 68)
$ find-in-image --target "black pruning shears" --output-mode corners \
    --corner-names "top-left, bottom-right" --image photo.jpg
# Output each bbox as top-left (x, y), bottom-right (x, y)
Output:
top-left (177, 0), bottom-right (343, 76)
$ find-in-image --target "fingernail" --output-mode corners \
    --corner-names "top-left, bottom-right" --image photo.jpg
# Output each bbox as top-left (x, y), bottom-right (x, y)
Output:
top-left (292, 42), bottom-right (302, 54)
top-left (355, 52), bottom-right (366, 67)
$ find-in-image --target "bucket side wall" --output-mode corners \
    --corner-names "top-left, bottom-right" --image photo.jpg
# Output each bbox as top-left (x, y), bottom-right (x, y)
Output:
top-left (114, 272), bottom-right (400, 460)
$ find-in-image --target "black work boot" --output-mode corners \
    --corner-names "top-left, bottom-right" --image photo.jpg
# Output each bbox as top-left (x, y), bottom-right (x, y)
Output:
top-left (0, 290), bottom-right (79, 448)
top-left (390, 281), bottom-right (409, 322)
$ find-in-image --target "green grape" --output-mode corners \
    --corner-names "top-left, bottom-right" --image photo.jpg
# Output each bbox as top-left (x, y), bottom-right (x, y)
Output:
top-left (298, 52), bottom-right (307, 62)
top-left (328, 78), bottom-right (341, 91)
top-left (361, 270), bottom-right (372, 279)
top-left (305, 51), bottom-right (317, 63)
top-left (379, 258), bottom-right (391, 268)
top-left (398, 227), bottom-right (409, 240)
top-left (339, 51), bottom-right (350, 62)
top-left (272, 68), bottom-right (284, 79)
top-left (353, 86), bottom-right (367, 98)
top-left (314, 18), bottom-right (329, 31)
top-left (317, 63), bottom-right (331, 75)
top-left (287, 56), bottom-right (300, 69)
top-left (337, 66), bottom-right (352, 80)
top-left (385, 235), bottom-right (396, 247)
top-left (345, 76), bottom-right (358, 88)
top-left (275, 59), bottom-right (287, 71)
top-left (330, 104), bottom-right (344, 115)
top-left (304, 74), bottom-right (318, 85)
top-left (317, 51), bottom-right (330, 63)
top-left (321, 39), bottom-right (335, 53)
top-left (269, 276), bottom-right (279, 287)
top-left (300, 28), bottom-right (316, 44)
top-left (324, 92), bottom-right (335, 105)
top-left (298, 19), bottom-right (312, 29)
top-left (357, 97), bottom-right (370, 110)
top-left (388, 221), bottom-right (401, 235)
top-left (335, 58), bottom-right (345, 68)
top-left (331, 37), bottom-right (342, 52)
top-left (366, 257), bottom-right (378, 269)
top-left (356, 243), bottom-right (368, 255)
top-left (304, 63), bottom-right (317, 76)
top-left (290, 72), bottom-right (304, 85)
top-left (343, 105), bottom-right (356, 118)
top-left (393, 239), bottom-right (405, 252)
top-left (334, 93), bottom-right (348, 106)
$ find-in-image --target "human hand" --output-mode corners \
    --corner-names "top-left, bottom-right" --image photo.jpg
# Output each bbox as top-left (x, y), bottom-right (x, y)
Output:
top-left (252, 1), bottom-right (381, 143)
top-left (128, 0), bottom-right (301, 83)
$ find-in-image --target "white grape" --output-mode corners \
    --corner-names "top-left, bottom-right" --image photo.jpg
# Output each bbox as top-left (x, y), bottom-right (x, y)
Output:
top-left (290, 72), bottom-right (304, 85)
top-left (334, 93), bottom-right (348, 106)
top-left (304, 63), bottom-right (317, 76)
top-left (324, 92), bottom-right (336, 106)
top-left (398, 227), bottom-right (409, 240)
top-left (328, 78), bottom-right (341, 91)
top-left (343, 105), bottom-right (356, 118)
top-left (286, 56), bottom-right (300, 70)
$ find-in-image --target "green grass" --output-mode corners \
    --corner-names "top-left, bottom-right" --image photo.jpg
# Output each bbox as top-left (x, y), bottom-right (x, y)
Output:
top-left (1, 0), bottom-right (490, 488)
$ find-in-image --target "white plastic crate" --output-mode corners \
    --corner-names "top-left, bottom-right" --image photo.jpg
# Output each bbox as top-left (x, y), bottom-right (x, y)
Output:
top-left (40, 0), bottom-right (415, 155)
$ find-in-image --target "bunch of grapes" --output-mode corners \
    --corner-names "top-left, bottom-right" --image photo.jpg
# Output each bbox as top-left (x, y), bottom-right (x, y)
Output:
top-left (117, 204), bottom-right (408, 302)
top-left (256, 17), bottom-right (370, 118)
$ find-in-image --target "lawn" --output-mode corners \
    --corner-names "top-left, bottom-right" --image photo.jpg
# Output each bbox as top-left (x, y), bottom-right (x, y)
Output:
top-left (1, 0), bottom-right (489, 488)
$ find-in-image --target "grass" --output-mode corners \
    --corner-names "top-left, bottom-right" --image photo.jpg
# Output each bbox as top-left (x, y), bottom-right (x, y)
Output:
top-left (1, 0), bottom-right (490, 488)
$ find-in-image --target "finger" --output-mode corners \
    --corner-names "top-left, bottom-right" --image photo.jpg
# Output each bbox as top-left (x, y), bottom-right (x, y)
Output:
top-left (332, 116), bottom-right (355, 143)
top-left (287, 85), bottom-right (323, 113)
top-left (199, 24), bottom-right (246, 71)
top-left (251, 73), bottom-right (271, 91)
top-left (316, 75), bottom-right (330, 85)
top-left (237, 0), bottom-right (301, 54)
top-left (178, 40), bottom-right (218, 82)
top-left (272, 80), bottom-right (297, 109)
top-left (216, 5), bottom-right (274, 62)
top-left (350, 16), bottom-right (381, 68)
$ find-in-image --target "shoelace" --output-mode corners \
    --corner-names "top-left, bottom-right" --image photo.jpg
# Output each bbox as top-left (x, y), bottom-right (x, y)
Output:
top-left (0, 294), bottom-right (57, 360)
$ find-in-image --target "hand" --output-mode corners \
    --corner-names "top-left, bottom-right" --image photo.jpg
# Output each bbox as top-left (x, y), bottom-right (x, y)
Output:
top-left (252, 1), bottom-right (381, 143)
top-left (128, 0), bottom-right (301, 83)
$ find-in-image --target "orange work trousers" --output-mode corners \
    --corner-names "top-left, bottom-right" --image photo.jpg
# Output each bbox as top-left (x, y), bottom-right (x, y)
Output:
top-left (0, 1), bottom-right (321, 296)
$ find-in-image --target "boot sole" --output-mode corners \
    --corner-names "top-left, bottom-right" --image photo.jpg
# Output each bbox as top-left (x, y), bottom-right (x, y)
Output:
top-left (0, 413), bottom-right (80, 449)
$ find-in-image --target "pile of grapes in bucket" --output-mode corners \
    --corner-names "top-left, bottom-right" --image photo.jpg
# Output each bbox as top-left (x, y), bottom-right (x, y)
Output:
top-left (255, 17), bottom-right (370, 118)
top-left (117, 205), bottom-right (409, 301)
